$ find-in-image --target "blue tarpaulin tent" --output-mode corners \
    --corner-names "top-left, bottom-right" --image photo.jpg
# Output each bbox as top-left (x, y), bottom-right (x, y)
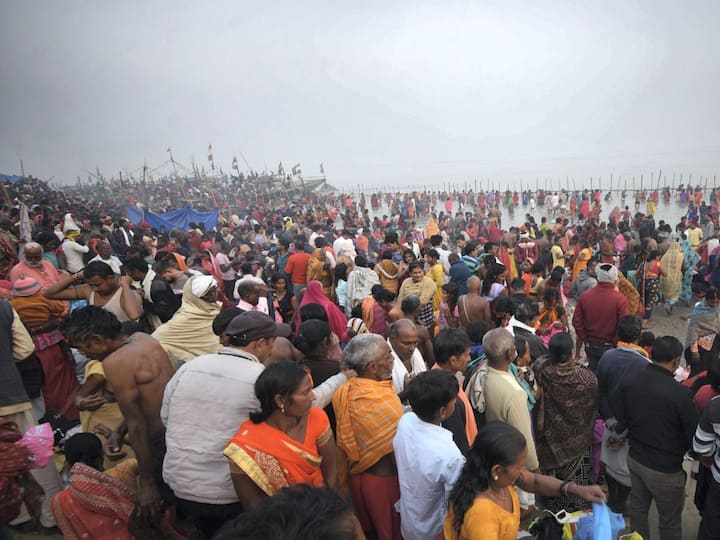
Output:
top-left (0, 174), bottom-right (23, 184)
top-left (125, 205), bottom-right (219, 232)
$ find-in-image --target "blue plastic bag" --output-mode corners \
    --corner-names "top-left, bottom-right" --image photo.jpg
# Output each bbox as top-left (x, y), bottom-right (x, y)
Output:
top-left (575, 503), bottom-right (625, 540)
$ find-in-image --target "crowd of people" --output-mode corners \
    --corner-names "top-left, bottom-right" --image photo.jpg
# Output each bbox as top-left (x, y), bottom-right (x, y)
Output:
top-left (1, 174), bottom-right (720, 540)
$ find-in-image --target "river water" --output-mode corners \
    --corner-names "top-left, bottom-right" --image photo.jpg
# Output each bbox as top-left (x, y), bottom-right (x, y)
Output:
top-left (357, 191), bottom-right (699, 231)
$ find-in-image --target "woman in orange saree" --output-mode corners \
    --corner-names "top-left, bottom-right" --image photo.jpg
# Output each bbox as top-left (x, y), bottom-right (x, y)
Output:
top-left (224, 362), bottom-right (338, 506)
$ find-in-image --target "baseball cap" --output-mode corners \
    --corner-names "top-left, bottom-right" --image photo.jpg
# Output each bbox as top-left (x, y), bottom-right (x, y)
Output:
top-left (225, 311), bottom-right (291, 341)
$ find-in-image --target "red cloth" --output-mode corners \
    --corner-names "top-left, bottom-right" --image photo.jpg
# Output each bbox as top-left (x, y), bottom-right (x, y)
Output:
top-left (298, 281), bottom-right (348, 342)
top-left (349, 472), bottom-right (402, 540)
top-left (51, 463), bottom-right (182, 540)
top-left (36, 344), bottom-right (79, 419)
top-left (573, 282), bottom-right (629, 344)
top-left (0, 420), bottom-right (33, 524)
top-left (693, 384), bottom-right (720, 412)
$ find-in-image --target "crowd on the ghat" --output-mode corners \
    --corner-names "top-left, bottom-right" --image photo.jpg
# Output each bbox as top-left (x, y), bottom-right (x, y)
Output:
top-left (2, 175), bottom-right (720, 540)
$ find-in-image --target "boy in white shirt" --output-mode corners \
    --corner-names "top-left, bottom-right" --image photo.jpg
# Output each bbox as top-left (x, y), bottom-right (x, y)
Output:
top-left (393, 370), bottom-right (465, 540)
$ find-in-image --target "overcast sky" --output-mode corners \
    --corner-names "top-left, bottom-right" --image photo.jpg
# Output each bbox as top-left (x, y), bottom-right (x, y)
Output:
top-left (2, 0), bottom-right (719, 190)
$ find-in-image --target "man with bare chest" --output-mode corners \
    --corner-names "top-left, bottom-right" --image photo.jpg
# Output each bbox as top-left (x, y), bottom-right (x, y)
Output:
top-left (61, 306), bottom-right (174, 530)
top-left (458, 276), bottom-right (492, 327)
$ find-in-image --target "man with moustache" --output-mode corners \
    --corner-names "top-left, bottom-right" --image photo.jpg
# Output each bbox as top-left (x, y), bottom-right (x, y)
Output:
top-left (10, 241), bottom-right (62, 289)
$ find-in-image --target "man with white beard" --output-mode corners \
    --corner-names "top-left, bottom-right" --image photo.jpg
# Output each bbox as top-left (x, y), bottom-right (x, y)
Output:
top-left (10, 242), bottom-right (62, 289)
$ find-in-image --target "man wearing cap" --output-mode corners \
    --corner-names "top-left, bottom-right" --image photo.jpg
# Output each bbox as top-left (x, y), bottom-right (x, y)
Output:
top-left (10, 242), bottom-right (61, 290)
top-left (161, 311), bottom-right (350, 538)
top-left (573, 263), bottom-right (629, 372)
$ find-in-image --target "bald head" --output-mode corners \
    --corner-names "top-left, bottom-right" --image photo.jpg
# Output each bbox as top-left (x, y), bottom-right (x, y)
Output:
top-left (388, 319), bottom-right (419, 362)
top-left (467, 276), bottom-right (481, 293)
top-left (23, 242), bottom-right (43, 268)
top-left (24, 241), bottom-right (42, 254)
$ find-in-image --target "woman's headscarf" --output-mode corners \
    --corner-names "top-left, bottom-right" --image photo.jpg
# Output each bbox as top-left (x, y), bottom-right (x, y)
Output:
top-left (298, 280), bottom-right (348, 342)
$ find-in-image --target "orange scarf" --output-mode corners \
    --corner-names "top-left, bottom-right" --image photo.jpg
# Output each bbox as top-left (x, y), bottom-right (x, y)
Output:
top-left (224, 408), bottom-right (331, 495)
top-left (332, 378), bottom-right (402, 474)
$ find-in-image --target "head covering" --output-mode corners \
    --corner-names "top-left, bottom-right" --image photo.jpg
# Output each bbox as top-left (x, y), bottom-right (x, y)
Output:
top-left (226, 311), bottom-right (291, 341)
top-left (346, 317), bottom-right (368, 336)
top-left (596, 263), bottom-right (619, 284)
top-left (12, 276), bottom-right (42, 297)
top-left (62, 213), bottom-right (80, 234)
top-left (299, 280), bottom-right (349, 342)
top-left (190, 275), bottom-right (217, 298)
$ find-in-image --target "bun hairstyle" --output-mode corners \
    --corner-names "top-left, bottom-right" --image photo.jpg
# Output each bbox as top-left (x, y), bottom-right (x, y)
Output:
top-left (293, 319), bottom-right (331, 356)
top-left (448, 422), bottom-right (526, 534)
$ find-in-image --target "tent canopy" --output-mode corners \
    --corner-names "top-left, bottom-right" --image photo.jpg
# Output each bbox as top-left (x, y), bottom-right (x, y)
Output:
top-left (0, 174), bottom-right (23, 184)
top-left (125, 205), bottom-right (218, 232)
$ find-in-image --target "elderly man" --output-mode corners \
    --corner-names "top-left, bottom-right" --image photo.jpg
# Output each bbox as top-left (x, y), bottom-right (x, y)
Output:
top-left (89, 240), bottom-right (123, 275)
top-left (482, 327), bottom-right (540, 512)
top-left (163, 311), bottom-right (349, 538)
top-left (333, 334), bottom-right (404, 540)
top-left (10, 241), bottom-right (61, 289)
top-left (387, 319), bottom-right (427, 398)
top-left (234, 276), bottom-right (272, 316)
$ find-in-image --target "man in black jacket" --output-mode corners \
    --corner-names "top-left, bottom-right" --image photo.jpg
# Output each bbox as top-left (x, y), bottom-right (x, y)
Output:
top-left (125, 257), bottom-right (180, 330)
top-left (614, 336), bottom-right (698, 540)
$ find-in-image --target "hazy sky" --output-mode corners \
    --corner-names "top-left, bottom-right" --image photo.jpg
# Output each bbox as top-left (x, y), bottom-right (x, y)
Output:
top-left (2, 0), bottom-right (720, 191)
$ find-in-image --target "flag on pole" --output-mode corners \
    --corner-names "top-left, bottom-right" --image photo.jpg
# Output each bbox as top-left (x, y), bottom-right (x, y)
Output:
top-left (320, 162), bottom-right (324, 174)
top-left (278, 162), bottom-right (285, 176)
top-left (207, 144), bottom-right (213, 162)
top-left (292, 163), bottom-right (301, 176)
top-left (232, 156), bottom-right (239, 171)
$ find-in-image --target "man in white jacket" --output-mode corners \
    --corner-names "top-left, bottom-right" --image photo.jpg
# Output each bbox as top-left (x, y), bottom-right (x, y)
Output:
top-left (161, 311), bottom-right (350, 538)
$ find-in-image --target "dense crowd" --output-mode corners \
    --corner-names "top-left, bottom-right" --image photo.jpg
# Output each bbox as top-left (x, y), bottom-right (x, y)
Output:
top-left (1, 175), bottom-right (720, 540)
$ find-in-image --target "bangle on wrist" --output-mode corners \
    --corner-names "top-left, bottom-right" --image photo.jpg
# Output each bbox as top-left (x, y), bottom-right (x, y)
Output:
top-left (559, 479), bottom-right (573, 496)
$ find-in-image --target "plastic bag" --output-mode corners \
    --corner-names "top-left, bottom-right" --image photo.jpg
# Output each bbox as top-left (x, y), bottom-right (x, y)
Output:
top-left (16, 422), bottom-right (54, 469)
top-left (575, 503), bottom-right (625, 540)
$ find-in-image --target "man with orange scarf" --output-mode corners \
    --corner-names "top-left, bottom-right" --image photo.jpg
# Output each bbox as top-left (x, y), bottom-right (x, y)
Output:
top-left (333, 334), bottom-right (404, 540)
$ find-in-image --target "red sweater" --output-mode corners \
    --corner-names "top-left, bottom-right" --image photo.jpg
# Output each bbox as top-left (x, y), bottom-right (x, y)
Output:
top-left (572, 282), bottom-right (629, 344)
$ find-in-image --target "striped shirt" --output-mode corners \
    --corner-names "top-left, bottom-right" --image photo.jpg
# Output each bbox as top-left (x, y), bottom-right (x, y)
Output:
top-left (693, 395), bottom-right (720, 483)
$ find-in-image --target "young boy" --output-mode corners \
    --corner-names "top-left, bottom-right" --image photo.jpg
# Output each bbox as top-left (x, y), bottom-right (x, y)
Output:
top-left (393, 370), bottom-right (465, 540)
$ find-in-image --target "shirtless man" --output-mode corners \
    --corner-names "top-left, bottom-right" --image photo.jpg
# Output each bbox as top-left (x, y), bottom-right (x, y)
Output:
top-left (388, 294), bottom-right (436, 367)
top-left (60, 305), bottom-right (174, 526)
top-left (458, 276), bottom-right (492, 327)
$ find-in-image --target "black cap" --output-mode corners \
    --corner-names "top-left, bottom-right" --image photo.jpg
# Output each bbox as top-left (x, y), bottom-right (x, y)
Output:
top-left (225, 311), bottom-right (291, 341)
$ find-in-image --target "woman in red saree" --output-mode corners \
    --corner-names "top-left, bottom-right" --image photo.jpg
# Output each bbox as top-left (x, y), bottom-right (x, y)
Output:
top-left (52, 460), bottom-right (182, 540)
top-left (224, 362), bottom-right (338, 507)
